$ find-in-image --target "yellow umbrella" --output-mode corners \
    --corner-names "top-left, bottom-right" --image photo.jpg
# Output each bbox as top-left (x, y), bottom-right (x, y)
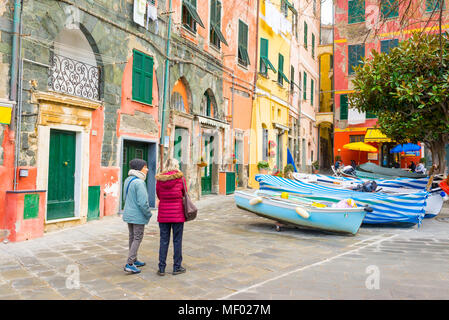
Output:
top-left (343, 142), bottom-right (378, 164)
top-left (343, 142), bottom-right (378, 152)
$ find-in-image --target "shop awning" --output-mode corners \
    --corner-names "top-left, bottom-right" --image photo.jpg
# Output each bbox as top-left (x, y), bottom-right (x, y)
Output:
top-left (364, 128), bottom-right (391, 142)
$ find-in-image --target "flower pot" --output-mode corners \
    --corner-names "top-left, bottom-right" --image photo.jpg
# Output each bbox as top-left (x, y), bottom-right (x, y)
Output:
top-left (197, 162), bottom-right (208, 168)
top-left (258, 168), bottom-right (269, 174)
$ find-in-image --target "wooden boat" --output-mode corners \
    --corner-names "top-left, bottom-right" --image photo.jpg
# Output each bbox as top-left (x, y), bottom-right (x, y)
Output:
top-left (256, 174), bottom-right (428, 226)
top-left (358, 162), bottom-right (427, 178)
top-left (234, 190), bottom-right (369, 235)
top-left (292, 173), bottom-right (446, 218)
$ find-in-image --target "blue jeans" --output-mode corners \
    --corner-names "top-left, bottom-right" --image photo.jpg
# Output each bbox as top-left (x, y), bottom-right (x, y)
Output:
top-left (158, 222), bottom-right (184, 272)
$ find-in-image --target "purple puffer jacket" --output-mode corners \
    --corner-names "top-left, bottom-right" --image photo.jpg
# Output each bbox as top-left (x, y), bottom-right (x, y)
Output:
top-left (156, 170), bottom-right (186, 223)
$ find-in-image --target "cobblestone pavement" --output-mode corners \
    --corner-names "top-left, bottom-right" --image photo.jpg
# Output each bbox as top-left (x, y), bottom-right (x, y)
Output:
top-left (0, 192), bottom-right (449, 300)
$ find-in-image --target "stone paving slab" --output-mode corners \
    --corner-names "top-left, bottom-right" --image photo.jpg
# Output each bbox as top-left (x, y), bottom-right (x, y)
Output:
top-left (0, 194), bottom-right (448, 300)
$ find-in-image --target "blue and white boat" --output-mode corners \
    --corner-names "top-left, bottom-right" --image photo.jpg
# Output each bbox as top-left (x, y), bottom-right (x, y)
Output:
top-left (292, 173), bottom-right (446, 218)
top-left (255, 174), bottom-right (428, 226)
top-left (234, 190), bottom-right (368, 235)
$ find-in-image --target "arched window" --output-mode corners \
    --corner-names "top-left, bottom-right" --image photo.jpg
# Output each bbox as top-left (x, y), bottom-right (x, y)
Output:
top-left (171, 91), bottom-right (185, 112)
top-left (49, 28), bottom-right (100, 100)
top-left (200, 90), bottom-right (216, 118)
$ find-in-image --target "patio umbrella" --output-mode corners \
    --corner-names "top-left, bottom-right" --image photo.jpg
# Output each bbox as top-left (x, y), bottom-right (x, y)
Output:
top-left (390, 143), bottom-right (421, 154)
top-left (343, 142), bottom-right (378, 165)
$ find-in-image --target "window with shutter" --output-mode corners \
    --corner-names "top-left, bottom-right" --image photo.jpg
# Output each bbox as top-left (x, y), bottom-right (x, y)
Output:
top-left (290, 65), bottom-right (294, 91)
top-left (182, 0), bottom-right (204, 33)
top-left (426, 0), bottom-right (444, 12)
top-left (381, 0), bottom-right (399, 19)
top-left (348, 44), bottom-right (365, 75)
top-left (340, 94), bottom-right (348, 120)
top-left (210, 0), bottom-right (228, 49)
top-left (259, 38), bottom-right (276, 75)
top-left (348, 0), bottom-right (365, 24)
top-left (132, 49), bottom-right (154, 105)
top-left (277, 54), bottom-right (289, 86)
top-left (380, 39), bottom-right (399, 54)
top-left (262, 128), bottom-right (268, 160)
top-left (303, 72), bottom-right (307, 100)
top-left (304, 21), bottom-right (308, 50)
top-left (311, 79), bottom-right (314, 106)
top-left (238, 20), bottom-right (250, 67)
top-left (312, 33), bottom-right (315, 58)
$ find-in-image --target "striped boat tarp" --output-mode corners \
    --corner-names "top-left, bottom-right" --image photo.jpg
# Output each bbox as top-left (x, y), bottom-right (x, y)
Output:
top-left (313, 174), bottom-right (430, 190)
top-left (255, 174), bottom-right (428, 225)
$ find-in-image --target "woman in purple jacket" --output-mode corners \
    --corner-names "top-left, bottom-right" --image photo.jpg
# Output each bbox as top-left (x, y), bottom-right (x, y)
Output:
top-left (155, 158), bottom-right (187, 276)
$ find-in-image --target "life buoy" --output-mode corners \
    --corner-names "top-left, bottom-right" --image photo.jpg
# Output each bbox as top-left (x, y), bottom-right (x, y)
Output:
top-left (249, 197), bottom-right (262, 205)
top-left (295, 207), bottom-right (310, 219)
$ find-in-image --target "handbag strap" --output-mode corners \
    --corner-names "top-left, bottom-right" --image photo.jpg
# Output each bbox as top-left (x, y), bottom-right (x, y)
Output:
top-left (125, 176), bottom-right (138, 199)
top-left (181, 177), bottom-right (187, 197)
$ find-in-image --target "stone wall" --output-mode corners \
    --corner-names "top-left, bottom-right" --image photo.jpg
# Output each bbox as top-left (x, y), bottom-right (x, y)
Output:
top-left (17, 0), bottom-right (167, 167)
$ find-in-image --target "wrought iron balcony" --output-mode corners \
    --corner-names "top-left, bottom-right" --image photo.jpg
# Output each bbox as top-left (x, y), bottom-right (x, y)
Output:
top-left (48, 53), bottom-right (100, 101)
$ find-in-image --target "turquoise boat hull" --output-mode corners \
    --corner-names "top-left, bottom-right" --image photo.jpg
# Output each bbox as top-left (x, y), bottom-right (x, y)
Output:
top-left (234, 191), bottom-right (367, 235)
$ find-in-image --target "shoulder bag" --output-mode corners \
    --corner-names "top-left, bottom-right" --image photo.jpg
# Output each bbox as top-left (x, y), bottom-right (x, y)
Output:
top-left (181, 177), bottom-right (197, 221)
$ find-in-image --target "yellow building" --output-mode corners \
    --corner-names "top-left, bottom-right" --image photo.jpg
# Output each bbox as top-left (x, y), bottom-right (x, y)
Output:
top-left (317, 24), bottom-right (334, 169)
top-left (249, 0), bottom-right (295, 188)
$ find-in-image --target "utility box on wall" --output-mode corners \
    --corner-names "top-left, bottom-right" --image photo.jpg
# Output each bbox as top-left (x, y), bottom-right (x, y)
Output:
top-left (5, 190), bottom-right (46, 242)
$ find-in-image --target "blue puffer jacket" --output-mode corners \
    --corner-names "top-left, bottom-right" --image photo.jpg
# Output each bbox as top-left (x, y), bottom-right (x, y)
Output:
top-left (122, 174), bottom-right (152, 225)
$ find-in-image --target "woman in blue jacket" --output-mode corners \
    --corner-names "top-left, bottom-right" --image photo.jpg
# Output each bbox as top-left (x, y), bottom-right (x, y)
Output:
top-left (122, 158), bottom-right (152, 274)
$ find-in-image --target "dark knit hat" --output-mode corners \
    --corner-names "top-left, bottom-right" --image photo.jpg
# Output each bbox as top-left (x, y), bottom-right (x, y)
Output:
top-left (129, 158), bottom-right (147, 171)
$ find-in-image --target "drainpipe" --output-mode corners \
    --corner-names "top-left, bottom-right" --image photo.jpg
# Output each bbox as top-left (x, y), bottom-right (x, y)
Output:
top-left (10, 0), bottom-right (22, 103)
top-left (12, 1), bottom-right (23, 191)
top-left (159, 0), bottom-right (173, 172)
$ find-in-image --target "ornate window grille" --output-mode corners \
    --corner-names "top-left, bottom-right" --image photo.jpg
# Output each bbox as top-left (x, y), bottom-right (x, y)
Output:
top-left (48, 53), bottom-right (100, 101)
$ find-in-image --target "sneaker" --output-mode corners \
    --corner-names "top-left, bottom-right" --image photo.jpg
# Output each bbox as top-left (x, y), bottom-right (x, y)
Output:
top-left (157, 270), bottom-right (165, 276)
top-left (134, 260), bottom-right (146, 267)
top-left (124, 264), bottom-right (141, 274)
top-left (172, 266), bottom-right (186, 275)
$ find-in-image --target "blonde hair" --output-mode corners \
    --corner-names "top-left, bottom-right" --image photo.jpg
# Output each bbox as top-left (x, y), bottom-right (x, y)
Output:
top-left (164, 158), bottom-right (180, 172)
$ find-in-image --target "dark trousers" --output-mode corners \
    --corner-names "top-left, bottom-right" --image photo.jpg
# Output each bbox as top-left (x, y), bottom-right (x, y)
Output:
top-left (127, 223), bottom-right (145, 265)
top-left (158, 222), bottom-right (184, 272)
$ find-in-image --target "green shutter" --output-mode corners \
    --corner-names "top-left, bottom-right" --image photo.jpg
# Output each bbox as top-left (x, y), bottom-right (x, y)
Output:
top-left (312, 33), bottom-right (315, 58)
top-left (348, 0), bottom-right (365, 23)
top-left (426, 0), bottom-right (444, 12)
top-left (260, 38), bottom-right (276, 74)
top-left (210, 0), bottom-right (228, 46)
top-left (304, 22), bottom-right (308, 50)
top-left (348, 44), bottom-right (364, 75)
top-left (381, 39), bottom-right (398, 54)
top-left (340, 94), bottom-right (348, 120)
top-left (311, 79), bottom-right (314, 106)
top-left (238, 20), bottom-right (250, 66)
top-left (303, 72), bottom-right (307, 100)
top-left (132, 50), bottom-right (154, 105)
top-left (278, 54), bottom-right (284, 84)
top-left (290, 65), bottom-right (294, 90)
top-left (183, 0), bottom-right (205, 28)
top-left (381, 0), bottom-right (399, 18)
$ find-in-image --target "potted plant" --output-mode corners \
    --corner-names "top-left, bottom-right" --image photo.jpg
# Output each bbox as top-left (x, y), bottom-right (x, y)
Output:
top-left (232, 153), bottom-right (237, 164)
top-left (197, 156), bottom-right (208, 168)
top-left (284, 164), bottom-right (295, 179)
top-left (312, 160), bottom-right (319, 174)
top-left (257, 161), bottom-right (270, 174)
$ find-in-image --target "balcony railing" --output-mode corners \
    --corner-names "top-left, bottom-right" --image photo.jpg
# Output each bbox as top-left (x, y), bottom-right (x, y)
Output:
top-left (48, 53), bottom-right (100, 101)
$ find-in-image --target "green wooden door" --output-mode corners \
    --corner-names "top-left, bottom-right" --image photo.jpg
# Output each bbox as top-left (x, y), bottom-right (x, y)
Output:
top-left (201, 136), bottom-right (213, 195)
top-left (174, 128), bottom-right (183, 165)
top-left (122, 141), bottom-right (149, 209)
top-left (47, 130), bottom-right (76, 221)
